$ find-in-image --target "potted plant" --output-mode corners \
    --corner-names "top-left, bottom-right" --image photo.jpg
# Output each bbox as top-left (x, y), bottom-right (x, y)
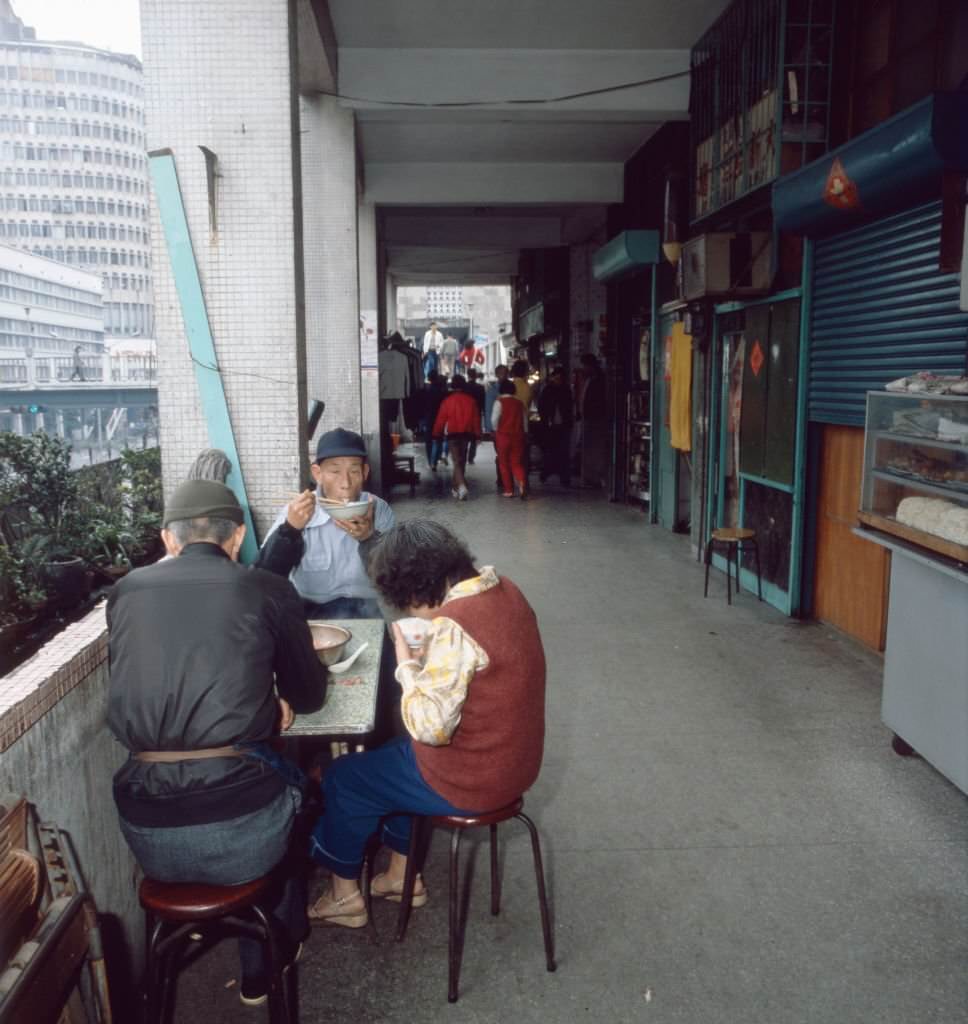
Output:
top-left (0, 543), bottom-right (47, 649)
top-left (0, 432), bottom-right (89, 610)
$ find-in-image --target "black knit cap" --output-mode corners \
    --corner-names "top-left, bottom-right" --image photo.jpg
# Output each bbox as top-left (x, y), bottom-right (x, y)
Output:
top-left (315, 428), bottom-right (368, 463)
top-left (162, 480), bottom-right (244, 527)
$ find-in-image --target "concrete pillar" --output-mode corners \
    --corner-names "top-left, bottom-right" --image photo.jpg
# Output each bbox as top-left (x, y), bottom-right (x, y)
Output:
top-left (357, 199), bottom-right (382, 487)
top-left (56, 410), bottom-right (65, 437)
top-left (299, 93), bottom-right (362, 442)
top-left (141, 0), bottom-right (308, 533)
top-left (12, 411), bottom-right (23, 435)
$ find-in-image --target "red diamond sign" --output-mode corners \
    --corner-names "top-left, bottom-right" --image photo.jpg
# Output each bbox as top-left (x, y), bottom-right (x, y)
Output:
top-left (750, 339), bottom-right (764, 378)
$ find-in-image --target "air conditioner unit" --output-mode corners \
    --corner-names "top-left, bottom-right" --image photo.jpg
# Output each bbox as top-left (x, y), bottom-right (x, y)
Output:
top-left (682, 232), bottom-right (771, 301)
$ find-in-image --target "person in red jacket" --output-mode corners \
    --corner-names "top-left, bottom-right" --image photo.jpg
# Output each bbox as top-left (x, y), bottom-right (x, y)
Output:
top-left (431, 375), bottom-right (480, 500)
top-left (491, 378), bottom-right (528, 499)
top-left (306, 520), bottom-right (546, 928)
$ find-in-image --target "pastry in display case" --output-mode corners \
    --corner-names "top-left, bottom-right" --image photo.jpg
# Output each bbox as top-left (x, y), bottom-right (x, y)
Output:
top-left (859, 391), bottom-right (968, 563)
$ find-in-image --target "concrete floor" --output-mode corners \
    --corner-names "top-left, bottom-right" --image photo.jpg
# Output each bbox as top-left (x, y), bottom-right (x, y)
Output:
top-left (173, 445), bottom-right (968, 1023)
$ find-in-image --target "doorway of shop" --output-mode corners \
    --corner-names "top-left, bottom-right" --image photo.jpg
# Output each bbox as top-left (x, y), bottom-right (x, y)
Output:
top-left (706, 294), bottom-right (805, 614)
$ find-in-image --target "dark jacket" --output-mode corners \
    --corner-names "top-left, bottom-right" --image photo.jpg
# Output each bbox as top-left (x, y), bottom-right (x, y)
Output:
top-left (537, 381), bottom-right (574, 430)
top-left (107, 543), bottom-right (326, 828)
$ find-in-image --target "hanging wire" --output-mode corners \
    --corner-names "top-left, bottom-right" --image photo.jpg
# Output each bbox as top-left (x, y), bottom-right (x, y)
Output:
top-left (313, 67), bottom-right (691, 109)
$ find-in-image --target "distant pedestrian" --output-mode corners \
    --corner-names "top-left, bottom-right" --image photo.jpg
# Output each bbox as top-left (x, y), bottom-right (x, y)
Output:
top-left (419, 372), bottom-right (449, 471)
top-left (432, 375), bottom-right (479, 501)
top-left (579, 353), bottom-right (608, 489)
top-left (485, 365), bottom-right (510, 491)
top-left (465, 369), bottom-right (486, 465)
top-left (537, 366), bottom-right (573, 486)
top-left (492, 380), bottom-right (528, 500)
top-left (458, 339), bottom-right (485, 370)
top-left (70, 345), bottom-right (85, 381)
top-left (439, 335), bottom-right (460, 377)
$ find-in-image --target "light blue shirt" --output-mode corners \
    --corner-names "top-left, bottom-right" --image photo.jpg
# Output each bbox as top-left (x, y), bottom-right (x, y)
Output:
top-left (263, 490), bottom-right (395, 605)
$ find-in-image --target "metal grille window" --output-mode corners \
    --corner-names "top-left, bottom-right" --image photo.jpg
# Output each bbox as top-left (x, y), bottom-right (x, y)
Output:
top-left (690, 0), bottom-right (836, 221)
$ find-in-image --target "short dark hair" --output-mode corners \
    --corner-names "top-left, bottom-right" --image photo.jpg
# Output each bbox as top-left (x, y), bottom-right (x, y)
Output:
top-left (511, 359), bottom-right (529, 378)
top-left (368, 520), bottom-right (477, 610)
top-left (499, 379), bottom-right (516, 395)
top-left (166, 515), bottom-right (238, 547)
top-left (450, 374), bottom-right (466, 390)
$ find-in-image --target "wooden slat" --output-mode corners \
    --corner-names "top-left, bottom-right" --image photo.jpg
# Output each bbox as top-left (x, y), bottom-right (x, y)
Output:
top-left (856, 510), bottom-right (968, 564)
top-left (813, 425), bottom-right (891, 651)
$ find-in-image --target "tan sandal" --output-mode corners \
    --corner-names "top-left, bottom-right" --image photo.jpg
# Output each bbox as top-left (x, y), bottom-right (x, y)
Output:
top-left (370, 871), bottom-right (428, 907)
top-left (308, 887), bottom-right (368, 929)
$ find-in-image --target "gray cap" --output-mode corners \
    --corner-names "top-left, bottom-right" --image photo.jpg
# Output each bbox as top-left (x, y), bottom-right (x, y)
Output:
top-left (315, 428), bottom-right (367, 463)
top-left (162, 479), bottom-right (244, 527)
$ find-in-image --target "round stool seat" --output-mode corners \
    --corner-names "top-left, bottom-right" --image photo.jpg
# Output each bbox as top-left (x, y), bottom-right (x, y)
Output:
top-left (711, 527), bottom-right (755, 543)
top-left (139, 874), bottom-right (273, 921)
top-left (430, 798), bottom-right (523, 829)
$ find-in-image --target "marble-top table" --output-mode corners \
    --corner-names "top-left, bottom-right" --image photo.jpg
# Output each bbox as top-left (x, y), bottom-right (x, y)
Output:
top-left (287, 618), bottom-right (386, 738)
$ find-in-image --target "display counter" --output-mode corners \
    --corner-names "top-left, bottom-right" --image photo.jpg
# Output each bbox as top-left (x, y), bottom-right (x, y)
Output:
top-left (857, 390), bottom-right (968, 794)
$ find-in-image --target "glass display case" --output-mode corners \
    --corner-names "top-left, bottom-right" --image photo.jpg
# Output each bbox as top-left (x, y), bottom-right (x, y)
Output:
top-left (860, 391), bottom-right (968, 564)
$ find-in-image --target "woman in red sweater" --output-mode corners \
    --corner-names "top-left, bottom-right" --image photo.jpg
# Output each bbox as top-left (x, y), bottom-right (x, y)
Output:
top-left (432, 375), bottom-right (480, 500)
top-left (491, 378), bottom-right (528, 499)
top-left (307, 520), bottom-right (546, 927)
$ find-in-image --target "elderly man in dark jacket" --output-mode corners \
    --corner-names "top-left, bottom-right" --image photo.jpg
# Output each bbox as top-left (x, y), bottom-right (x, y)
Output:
top-left (107, 479), bottom-right (326, 1007)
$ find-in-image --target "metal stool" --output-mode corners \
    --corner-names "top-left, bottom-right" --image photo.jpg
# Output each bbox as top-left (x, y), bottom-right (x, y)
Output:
top-left (392, 453), bottom-right (417, 496)
top-left (703, 527), bottom-right (762, 604)
top-left (372, 798), bottom-right (556, 1003)
top-left (139, 874), bottom-right (290, 1024)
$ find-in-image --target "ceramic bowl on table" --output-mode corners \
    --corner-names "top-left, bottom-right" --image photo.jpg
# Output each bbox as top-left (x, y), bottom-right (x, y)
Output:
top-left (307, 622), bottom-right (352, 665)
top-left (321, 499), bottom-right (370, 521)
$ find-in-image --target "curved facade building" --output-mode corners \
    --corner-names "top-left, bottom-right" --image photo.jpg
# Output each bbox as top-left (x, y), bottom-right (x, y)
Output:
top-left (0, 13), bottom-right (152, 338)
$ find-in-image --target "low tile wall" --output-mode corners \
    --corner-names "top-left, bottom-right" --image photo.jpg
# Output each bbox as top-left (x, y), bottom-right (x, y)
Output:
top-left (0, 605), bottom-right (141, 1000)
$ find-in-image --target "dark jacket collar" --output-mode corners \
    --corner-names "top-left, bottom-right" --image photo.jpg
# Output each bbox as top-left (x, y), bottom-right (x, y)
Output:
top-left (179, 542), bottom-right (231, 560)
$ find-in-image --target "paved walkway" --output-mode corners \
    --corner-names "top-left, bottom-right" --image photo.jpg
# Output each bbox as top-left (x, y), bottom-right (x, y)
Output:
top-left (178, 445), bottom-right (968, 1023)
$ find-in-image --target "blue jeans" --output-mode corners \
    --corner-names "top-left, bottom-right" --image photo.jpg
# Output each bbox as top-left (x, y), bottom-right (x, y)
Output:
top-left (304, 596), bottom-right (383, 619)
top-left (430, 437), bottom-right (449, 468)
top-left (309, 737), bottom-right (474, 878)
top-left (119, 786), bottom-right (305, 984)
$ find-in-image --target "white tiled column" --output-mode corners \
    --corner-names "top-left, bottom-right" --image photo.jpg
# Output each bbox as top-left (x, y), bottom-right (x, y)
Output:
top-left (357, 200), bottom-right (382, 484)
top-left (299, 94), bottom-right (362, 443)
top-left (142, 0), bottom-right (307, 534)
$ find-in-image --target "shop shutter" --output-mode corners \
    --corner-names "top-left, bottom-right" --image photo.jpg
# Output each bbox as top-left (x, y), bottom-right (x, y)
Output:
top-left (809, 201), bottom-right (968, 425)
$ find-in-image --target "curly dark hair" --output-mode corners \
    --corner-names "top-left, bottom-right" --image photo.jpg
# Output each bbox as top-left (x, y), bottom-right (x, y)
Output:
top-left (368, 520), bottom-right (478, 610)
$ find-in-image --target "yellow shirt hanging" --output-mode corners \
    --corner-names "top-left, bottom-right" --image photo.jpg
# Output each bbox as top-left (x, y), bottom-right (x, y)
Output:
top-left (669, 320), bottom-right (692, 451)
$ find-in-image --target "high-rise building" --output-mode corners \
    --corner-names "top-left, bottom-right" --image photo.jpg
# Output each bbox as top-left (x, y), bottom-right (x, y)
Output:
top-left (0, 1), bottom-right (152, 338)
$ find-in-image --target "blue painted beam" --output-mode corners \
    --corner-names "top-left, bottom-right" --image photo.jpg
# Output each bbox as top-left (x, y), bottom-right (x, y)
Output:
top-left (148, 149), bottom-right (259, 563)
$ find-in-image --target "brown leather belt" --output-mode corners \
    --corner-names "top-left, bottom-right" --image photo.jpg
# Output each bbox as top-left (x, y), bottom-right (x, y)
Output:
top-left (134, 745), bottom-right (243, 763)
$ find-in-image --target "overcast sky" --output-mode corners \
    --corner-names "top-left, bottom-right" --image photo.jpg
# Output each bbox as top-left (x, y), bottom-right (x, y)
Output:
top-left (14, 0), bottom-right (142, 58)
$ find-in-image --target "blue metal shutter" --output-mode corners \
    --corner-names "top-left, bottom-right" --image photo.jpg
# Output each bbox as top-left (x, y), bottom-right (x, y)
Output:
top-left (809, 201), bottom-right (968, 425)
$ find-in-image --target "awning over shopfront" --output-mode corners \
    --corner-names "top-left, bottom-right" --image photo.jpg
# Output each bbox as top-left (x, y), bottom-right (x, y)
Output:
top-left (592, 230), bottom-right (660, 283)
top-left (773, 93), bottom-right (968, 238)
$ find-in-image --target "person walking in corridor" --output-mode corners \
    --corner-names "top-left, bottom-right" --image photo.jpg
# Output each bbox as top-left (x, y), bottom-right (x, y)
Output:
top-left (492, 379), bottom-right (528, 499)
top-left (432, 375), bottom-right (479, 501)
top-left (537, 365), bottom-right (574, 487)
top-left (465, 368), bottom-right (486, 465)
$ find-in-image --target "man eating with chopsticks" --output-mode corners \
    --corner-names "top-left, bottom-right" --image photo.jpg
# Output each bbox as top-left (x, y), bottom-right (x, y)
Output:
top-left (258, 428), bottom-right (395, 619)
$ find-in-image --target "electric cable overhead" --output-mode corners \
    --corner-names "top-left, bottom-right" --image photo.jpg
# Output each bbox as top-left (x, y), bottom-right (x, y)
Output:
top-left (315, 67), bottom-right (690, 109)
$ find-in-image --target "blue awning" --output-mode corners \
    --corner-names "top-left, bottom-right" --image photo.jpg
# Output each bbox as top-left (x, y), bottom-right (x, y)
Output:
top-left (773, 93), bottom-right (968, 238)
top-left (592, 230), bottom-right (660, 283)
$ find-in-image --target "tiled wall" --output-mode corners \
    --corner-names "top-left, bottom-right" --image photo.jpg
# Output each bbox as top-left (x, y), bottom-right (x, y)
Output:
top-left (0, 606), bottom-right (143, 978)
top-left (142, 0), bottom-right (305, 534)
top-left (299, 95), bottom-right (363, 443)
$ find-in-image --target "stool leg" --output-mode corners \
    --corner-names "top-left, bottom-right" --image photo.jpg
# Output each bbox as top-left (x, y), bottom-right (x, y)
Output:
top-left (703, 540), bottom-right (713, 598)
top-left (753, 540), bottom-right (763, 601)
top-left (143, 915), bottom-right (165, 1024)
top-left (361, 836), bottom-right (380, 944)
top-left (396, 816), bottom-right (423, 943)
top-left (726, 544), bottom-right (732, 605)
top-left (733, 542), bottom-right (741, 596)
top-left (250, 904), bottom-right (289, 1024)
top-left (489, 823), bottom-right (501, 916)
top-left (516, 812), bottom-right (557, 973)
top-left (447, 827), bottom-right (464, 1003)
